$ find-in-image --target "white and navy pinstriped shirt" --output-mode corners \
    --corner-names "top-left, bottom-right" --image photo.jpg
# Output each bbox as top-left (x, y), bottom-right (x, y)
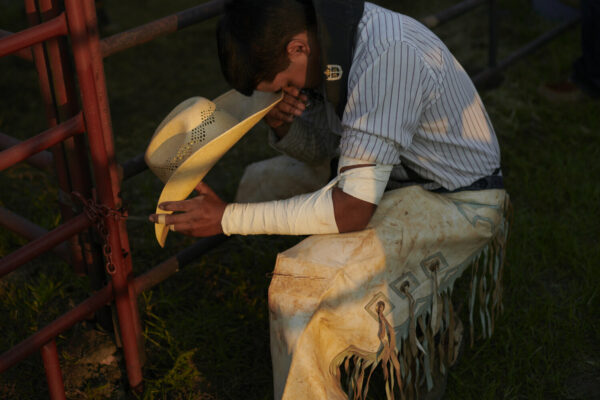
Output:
top-left (269, 2), bottom-right (501, 191)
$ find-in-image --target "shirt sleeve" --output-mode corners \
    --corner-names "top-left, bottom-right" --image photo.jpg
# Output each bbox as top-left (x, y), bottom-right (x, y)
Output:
top-left (340, 41), bottom-right (437, 164)
top-left (268, 97), bottom-right (340, 166)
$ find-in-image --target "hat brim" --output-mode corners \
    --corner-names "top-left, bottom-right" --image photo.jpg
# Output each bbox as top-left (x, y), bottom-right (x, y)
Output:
top-left (153, 90), bottom-right (282, 247)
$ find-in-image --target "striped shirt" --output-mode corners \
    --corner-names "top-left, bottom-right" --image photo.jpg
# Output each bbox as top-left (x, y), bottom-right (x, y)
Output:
top-left (269, 2), bottom-right (501, 191)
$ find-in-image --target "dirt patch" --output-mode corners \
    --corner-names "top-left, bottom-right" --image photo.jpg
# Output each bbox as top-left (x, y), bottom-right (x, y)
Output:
top-left (61, 327), bottom-right (126, 399)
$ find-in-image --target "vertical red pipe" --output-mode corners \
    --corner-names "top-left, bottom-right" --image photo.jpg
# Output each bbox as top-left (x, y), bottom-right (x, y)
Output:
top-left (35, 0), bottom-right (114, 331)
top-left (79, 0), bottom-right (144, 363)
top-left (38, 0), bottom-right (94, 197)
top-left (24, 0), bottom-right (56, 126)
top-left (63, 0), bottom-right (143, 390)
top-left (41, 0), bottom-right (114, 331)
top-left (79, 0), bottom-right (120, 204)
top-left (24, 0), bottom-right (86, 275)
top-left (40, 340), bottom-right (67, 400)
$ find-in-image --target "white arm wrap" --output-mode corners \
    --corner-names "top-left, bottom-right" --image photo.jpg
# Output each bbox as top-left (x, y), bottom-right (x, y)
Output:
top-left (337, 156), bottom-right (393, 205)
top-left (221, 157), bottom-right (393, 236)
top-left (221, 177), bottom-right (339, 236)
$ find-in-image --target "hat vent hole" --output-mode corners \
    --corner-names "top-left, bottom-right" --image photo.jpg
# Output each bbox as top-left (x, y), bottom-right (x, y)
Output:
top-left (190, 114), bottom-right (215, 145)
top-left (191, 126), bottom-right (207, 145)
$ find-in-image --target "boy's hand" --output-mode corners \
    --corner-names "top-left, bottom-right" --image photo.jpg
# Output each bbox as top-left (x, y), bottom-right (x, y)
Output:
top-left (264, 86), bottom-right (308, 137)
top-left (149, 182), bottom-right (226, 237)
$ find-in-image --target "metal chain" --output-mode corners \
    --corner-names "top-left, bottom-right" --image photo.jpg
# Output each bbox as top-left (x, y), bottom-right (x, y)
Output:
top-left (72, 192), bottom-right (128, 276)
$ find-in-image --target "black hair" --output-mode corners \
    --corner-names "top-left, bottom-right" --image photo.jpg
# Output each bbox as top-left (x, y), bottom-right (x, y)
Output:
top-left (216, 0), bottom-right (316, 95)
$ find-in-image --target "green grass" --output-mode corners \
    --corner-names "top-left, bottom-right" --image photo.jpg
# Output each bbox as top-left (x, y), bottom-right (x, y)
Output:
top-left (1, 0), bottom-right (599, 399)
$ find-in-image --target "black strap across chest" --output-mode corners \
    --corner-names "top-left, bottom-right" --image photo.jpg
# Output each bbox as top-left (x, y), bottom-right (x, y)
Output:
top-left (311, 0), bottom-right (364, 118)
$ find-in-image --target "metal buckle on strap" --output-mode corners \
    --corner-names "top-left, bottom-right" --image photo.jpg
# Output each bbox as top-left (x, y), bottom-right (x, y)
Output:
top-left (324, 64), bottom-right (343, 81)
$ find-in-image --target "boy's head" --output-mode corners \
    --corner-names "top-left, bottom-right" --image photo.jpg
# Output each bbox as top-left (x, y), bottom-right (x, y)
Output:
top-left (217, 0), bottom-right (317, 95)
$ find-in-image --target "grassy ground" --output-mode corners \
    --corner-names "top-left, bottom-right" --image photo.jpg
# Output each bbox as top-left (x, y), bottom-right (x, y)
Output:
top-left (1, 0), bottom-right (599, 399)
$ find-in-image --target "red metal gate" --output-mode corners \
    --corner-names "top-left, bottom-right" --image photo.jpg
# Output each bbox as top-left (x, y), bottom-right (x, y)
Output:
top-left (0, 0), bottom-right (225, 397)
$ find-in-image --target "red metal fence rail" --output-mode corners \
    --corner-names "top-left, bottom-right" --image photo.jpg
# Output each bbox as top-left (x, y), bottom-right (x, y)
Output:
top-left (0, 0), bottom-right (579, 397)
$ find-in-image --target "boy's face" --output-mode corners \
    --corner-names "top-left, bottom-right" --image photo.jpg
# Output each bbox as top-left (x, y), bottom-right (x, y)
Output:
top-left (256, 31), bottom-right (321, 93)
top-left (256, 55), bottom-right (309, 93)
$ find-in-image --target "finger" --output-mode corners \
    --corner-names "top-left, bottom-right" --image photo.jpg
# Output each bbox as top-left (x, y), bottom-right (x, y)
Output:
top-left (298, 92), bottom-right (309, 103)
top-left (265, 108), bottom-right (283, 124)
top-left (194, 183), bottom-right (224, 205)
top-left (285, 98), bottom-right (308, 114)
top-left (148, 213), bottom-right (167, 223)
top-left (283, 86), bottom-right (301, 97)
top-left (282, 93), bottom-right (306, 106)
top-left (271, 107), bottom-right (294, 123)
top-left (271, 108), bottom-right (293, 122)
top-left (169, 223), bottom-right (195, 235)
top-left (158, 199), bottom-right (199, 212)
top-left (282, 91), bottom-right (307, 108)
top-left (294, 88), bottom-right (308, 103)
top-left (170, 219), bottom-right (197, 234)
top-left (194, 181), bottom-right (216, 196)
top-left (263, 113), bottom-right (285, 129)
top-left (278, 101), bottom-right (304, 117)
top-left (157, 212), bottom-right (195, 226)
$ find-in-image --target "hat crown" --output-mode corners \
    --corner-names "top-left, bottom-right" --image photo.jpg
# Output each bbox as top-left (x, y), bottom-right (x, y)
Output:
top-left (145, 97), bottom-right (239, 183)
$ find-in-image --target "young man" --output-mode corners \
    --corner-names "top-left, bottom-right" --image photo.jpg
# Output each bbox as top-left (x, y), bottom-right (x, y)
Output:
top-left (150, 1), bottom-right (509, 398)
top-left (151, 0), bottom-right (502, 236)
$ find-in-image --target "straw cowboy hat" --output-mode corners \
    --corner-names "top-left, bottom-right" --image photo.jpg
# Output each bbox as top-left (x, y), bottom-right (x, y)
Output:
top-left (145, 89), bottom-right (282, 247)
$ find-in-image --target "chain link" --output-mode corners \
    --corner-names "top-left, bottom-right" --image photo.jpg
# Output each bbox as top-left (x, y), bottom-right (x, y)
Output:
top-left (72, 192), bottom-right (128, 276)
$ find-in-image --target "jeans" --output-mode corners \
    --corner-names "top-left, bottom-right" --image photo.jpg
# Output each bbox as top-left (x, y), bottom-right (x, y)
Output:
top-left (572, 0), bottom-right (600, 96)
